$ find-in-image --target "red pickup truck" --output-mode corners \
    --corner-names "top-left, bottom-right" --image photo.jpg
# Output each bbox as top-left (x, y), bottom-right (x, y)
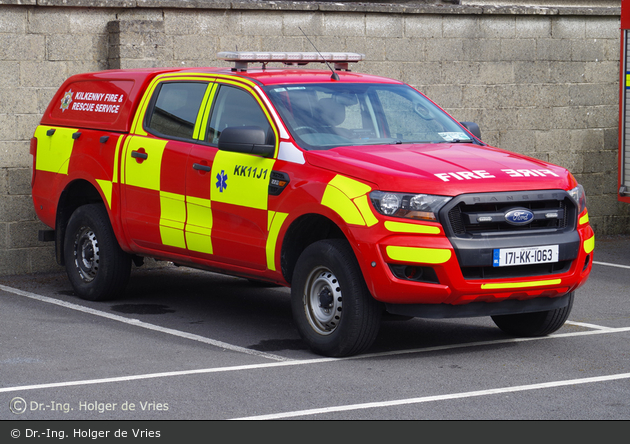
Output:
top-left (31, 52), bottom-right (594, 356)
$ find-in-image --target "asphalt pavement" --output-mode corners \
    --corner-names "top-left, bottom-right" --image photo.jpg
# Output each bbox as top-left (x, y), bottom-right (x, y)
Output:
top-left (0, 235), bottom-right (629, 424)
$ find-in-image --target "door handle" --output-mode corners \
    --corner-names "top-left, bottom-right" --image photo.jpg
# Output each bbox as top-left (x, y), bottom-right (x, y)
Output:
top-left (131, 150), bottom-right (148, 160)
top-left (193, 163), bottom-right (211, 172)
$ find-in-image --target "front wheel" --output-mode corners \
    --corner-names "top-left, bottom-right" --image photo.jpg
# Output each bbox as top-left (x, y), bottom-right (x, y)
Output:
top-left (491, 293), bottom-right (574, 337)
top-left (63, 203), bottom-right (132, 301)
top-left (291, 239), bottom-right (382, 357)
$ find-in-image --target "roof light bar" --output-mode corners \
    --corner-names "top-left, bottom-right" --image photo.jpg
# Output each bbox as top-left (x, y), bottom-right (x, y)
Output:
top-left (217, 51), bottom-right (365, 71)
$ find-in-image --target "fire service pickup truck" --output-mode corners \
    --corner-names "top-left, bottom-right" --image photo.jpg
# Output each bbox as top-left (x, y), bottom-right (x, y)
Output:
top-left (31, 52), bottom-right (594, 357)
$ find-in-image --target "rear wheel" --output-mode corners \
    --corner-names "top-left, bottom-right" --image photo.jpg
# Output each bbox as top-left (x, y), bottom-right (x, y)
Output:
top-left (291, 239), bottom-right (382, 357)
top-left (491, 293), bottom-right (574, 337)
top-left (63, 203), bottom-right (132, 301)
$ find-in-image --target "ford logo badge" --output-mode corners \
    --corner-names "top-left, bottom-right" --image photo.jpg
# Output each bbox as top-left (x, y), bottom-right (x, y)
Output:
top-left (504, 208), bottom-right (534, 225)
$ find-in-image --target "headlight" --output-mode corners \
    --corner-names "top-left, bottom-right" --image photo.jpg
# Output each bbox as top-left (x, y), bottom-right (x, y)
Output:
top-left (568, 184), bottom-right (587, 214)
top-left (370, 191), bottom-right (452, 221)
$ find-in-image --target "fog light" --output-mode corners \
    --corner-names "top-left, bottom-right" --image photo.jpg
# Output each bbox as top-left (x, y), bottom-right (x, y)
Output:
top-left (404, 266), bottom-right (423, 280)
top-left (389, 264), bottom-right (440, 284)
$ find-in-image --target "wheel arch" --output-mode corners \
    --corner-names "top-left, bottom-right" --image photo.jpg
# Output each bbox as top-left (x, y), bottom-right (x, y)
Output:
top-left (280, 213), bottom-right (347, 285)
top-left (54, 179), bottom-right (107, 265)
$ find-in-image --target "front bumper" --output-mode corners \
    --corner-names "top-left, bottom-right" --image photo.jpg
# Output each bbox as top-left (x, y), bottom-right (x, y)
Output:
top-left (353, 216), bottom-right (594, 311)
top-left (384, 292), bottom-right (574, 319)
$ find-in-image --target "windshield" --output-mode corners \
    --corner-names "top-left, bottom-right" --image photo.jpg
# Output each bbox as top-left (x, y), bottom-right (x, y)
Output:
top-left (264, 83), bottom-right (473, 150)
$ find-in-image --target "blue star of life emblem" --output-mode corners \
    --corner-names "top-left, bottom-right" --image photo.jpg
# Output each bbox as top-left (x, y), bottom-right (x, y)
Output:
top-left (216, 170), bottom-right (228, 193)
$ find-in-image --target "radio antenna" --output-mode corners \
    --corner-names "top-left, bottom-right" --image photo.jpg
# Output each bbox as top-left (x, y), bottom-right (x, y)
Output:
top-left (298, 27), bottom-right (339, 81)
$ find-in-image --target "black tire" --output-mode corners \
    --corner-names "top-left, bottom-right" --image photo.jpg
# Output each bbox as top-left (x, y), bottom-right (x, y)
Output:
top-left (63, 203), bottom-right (132, 301)
top-left (491, 292), bottom-right (574, 337)
top-left (291, 239), bottom-right (382, 357)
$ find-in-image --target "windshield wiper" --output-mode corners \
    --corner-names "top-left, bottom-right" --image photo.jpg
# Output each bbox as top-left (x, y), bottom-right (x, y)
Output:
top-left (437, 139), bottom-right (473, 143)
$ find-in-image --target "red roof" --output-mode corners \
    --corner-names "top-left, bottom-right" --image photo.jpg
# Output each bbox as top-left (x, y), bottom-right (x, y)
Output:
top-left (40, 66), bottom-right (401, 133)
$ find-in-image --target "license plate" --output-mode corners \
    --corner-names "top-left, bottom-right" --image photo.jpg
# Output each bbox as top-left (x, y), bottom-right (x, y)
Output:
top-left (493, 245), bottom-right (559, 267)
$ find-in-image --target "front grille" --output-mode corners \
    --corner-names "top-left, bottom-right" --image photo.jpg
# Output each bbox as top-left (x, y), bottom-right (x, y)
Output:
top-left (461, 260), bottom-right (572, 280)
top-left (443, 191), bottom-right (576, 237)
top-left (448, 205), bottom-right (466, 234)
top-left (440, 190), bottom-right (580, 280)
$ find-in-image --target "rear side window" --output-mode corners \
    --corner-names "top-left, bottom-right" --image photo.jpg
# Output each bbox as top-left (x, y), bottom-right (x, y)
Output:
top-left (147, 82), bottom-right (209, 140)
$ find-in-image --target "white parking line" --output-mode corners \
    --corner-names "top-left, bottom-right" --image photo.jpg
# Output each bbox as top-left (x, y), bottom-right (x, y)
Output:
top-left (0, 284), bottom-right (289, 363)
top-left (354, 326), bottom-right (630, 359)
top-left (565, 321), bottom-right (614, 330)
top-left (593, 261), bottom-right (630, 270)
top-left (2, 326), bottom-right (629, 394)
top-left (0, 358), bottom-right (333, 394)
top-left (230, 372), bottom-right (630, 420)
top-left (3, 282), bottom-right (630, 400)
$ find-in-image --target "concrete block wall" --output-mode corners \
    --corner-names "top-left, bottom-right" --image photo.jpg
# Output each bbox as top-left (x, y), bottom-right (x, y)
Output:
top-left (0, 1), bottom-right (626, 276)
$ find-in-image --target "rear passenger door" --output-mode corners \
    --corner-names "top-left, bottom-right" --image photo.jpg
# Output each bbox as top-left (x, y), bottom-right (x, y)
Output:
top-left (122, 80), bottom-right (211, 254)
top-left (185, 82), bottom-right (277, 270)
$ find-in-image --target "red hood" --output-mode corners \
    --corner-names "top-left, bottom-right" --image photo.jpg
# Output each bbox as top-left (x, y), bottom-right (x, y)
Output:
top-left (305, 143), bottom-right (575, 195)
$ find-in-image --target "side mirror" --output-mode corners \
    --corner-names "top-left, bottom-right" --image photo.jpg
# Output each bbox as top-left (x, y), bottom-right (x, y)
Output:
top-left (218, 126), bottom-right (275, 158)
top-left (460, 122), bottom-right (481, 140)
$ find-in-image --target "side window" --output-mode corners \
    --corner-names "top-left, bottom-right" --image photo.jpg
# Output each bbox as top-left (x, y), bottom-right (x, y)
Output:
top-left (207, 85), bottom-right (272, 145)
top-left (147, 82), bottom-right (209, 140)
